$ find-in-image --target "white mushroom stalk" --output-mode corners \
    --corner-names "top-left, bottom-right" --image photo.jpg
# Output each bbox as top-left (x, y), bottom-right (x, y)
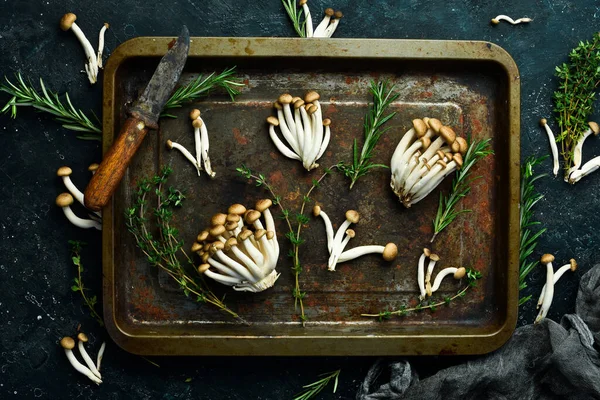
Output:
top-left (535, 254), bottom-right (556, 324)
top-left (56, 193), bottom-right (101, 230)
top-left (390, 118), bottom-right (467, 208)
top-left (60, 13), bottom-right (98, 84)
top-left (430, 266), bottom-right (466, 294)
top-left (567, 121), bottom-right (600, 182)
top-left (299, 0), bottom-right (313, 38)
top-left (267, 91), bottom-right (332, 171)
top-left (187, 109), bottom-right (216, 178)
top-left (417, 248), bottom-right (431, 300)
top-left (77, 333), bottom-right (101, 379)
top-left (491, 15), bottom-right (533, 25)
top-left (540, 118), bottom-right (559, 177)
top-left (296, 2), bottom-right (343, 38)
top-left (96, 342), bottom-right (106, 371)
top-left (313, 205), bottom-right (335, 253)
top-left (537, 258), bottom-right (577, 309)
top-left (569, 156), bottom-right (600, 184)
top-left (193, 200), bottom-right (280, 293)
top-left (60, 336), bottom-right (102, 385)
top-left (424, 253), bottom-right (440, 296)
top-left (57, 166), bottom-right (102, 218)
top-left (97, 23), bottom-right (109, 69)
top-left (166, 139), bottom-right (201, 175)
top-left (324, 209), bottom-right (360, 271)
top-left (337, 243), bottom-right (398, 263)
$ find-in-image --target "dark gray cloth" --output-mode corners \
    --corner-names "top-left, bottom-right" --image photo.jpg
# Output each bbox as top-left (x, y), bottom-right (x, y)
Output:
top-left (357, 265), bottom-right (600, 400)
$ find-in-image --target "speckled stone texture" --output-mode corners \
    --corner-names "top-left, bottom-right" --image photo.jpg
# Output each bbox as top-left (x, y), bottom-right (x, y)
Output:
top-left (0, 0), bottom-right (598, 398)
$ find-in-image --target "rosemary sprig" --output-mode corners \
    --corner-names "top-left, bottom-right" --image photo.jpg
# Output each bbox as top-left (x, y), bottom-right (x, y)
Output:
top-left (237, 164), bottom-right (331, 325)
top-left (126, 166), bottom-right (242, 322)
top-left (518, 155), bottom-right (548, 306)
top-left (430, 138), bottom-right (494, 242)
top-left (0, 73), bottom-right (101, 139)
top-left (69, 240), bottom-right (104, 326)
top-left (293, 369), bottom-right (341, 400)
top-left (362, 268), bottom-right (482, 319)
top-left (554, 32), bottom-right (600, 173)
top-left (281, 0), bottom-right (307, 38)
top-left (161, 67), bottom-right (244, 117)
top-left (338, 80), bottom-right (399, 189)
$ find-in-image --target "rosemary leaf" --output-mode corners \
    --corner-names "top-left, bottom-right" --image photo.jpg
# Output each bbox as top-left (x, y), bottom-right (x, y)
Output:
top-left (430, 138), bottom-right (494, 242)
top-left (338, 80), bottom-right (400, 189)
top-left (293, 369), bottom-right (341, 400)
top-left (0, 73), bottom-right (101, 139)
top-left (281, 0), bottom-right (307, 38)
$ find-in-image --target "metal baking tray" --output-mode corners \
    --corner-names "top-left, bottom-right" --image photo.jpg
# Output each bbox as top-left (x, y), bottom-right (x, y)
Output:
top-left (102, 37), bottom-right (520, 356)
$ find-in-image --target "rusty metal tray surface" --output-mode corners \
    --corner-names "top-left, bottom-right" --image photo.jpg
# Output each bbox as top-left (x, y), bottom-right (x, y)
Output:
top-left (102, 37), bottom-right (520, 356)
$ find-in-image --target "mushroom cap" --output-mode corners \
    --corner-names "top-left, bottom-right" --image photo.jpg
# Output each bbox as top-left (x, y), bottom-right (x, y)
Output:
top-left (60, 13), bottom-right (77, 31)
top-left (454, 267), bottom-right (466, 279)
top-left (570, 258), bottom-right (578, 271)
top-left (291, 96), bottom-right (301, 103)
top-left (245, 209), bottom-right (262, 224)
top-left (254, 229), bottom-right (267, 240)
top-left (273, 101), bottom-right (282, 110)
top-left (88, 163), bottom-right (99, 172)
top-left (189, 109), bottom-right (201, 120)
top-left (211, 213), bottom-right (227, 226)
top-left (191, 242), bottom-right (203, 252)
top-left (211, 241), bottom-right (225, 251)
top-left (224, 237), bottom-right (238, 250)
top-left (423, 248), bottom-right (431, 257)
top-left (255, 198), bottom-right (273, 212)
top-left (453, 153), bottom-right (464, 169)
top-left (422, 117), bottom-right (430, 127)
top-left (382, 243), bottom-right (398, 261)
top-left (312, 205), bottom-right (321, 217)
top-left (60, 336), bottom-right (75, 350)
top-left (345, 209), bottom-right (360, 224)
top-left (201, 252), bottom-right (210, 263)
top-left (299, 0), bottom-right (307, 5)
top-left (307, 104), bottom-right (318, 115)
top-left (540, 253), bottom-right (555, 264)
top-left (429, 253), bottom-right (440, 262)
top-left (323, 118), bottom-right (332, 127)
top-left (56, 193), bottom-right (74, 207)
top-left (197, 230), bottom-right (209, 242)
top-left (491, 18), bottom-right (500, 25)
top-left (436, 159), bottom-right (448, 169)
top-left (428, 118), bottom-right (443, 133)
top-left (57, 166), bottom-right (73, 177)
top-left (203, 243), bottom-right (211, 251)
top-left (325, 7), bottom-right (334, 16)
top-left (451, 140), bottom-right (460, 153)
top-left (589, 121), bottom-right (600, 135)
top-left (344, 228), bottom-right (355, 238)
top-left (266, 116), bottom-right (279, 126)
top-left (238, 229), bottom-right (254, 241)
top-left (439, 126), bottom-right (456, 145)
top-left (198, 263), bottom-right (210, 274)
top-left (226, 213), bottom-right (241, 223)
top-left (225, 221), bottom-right (239, 231)
top-left (77, 333), bottom-right (88, 342)
top-left (293, 99), bottom-right (305, 109)
top-left (278, 93), bottom-right (293, 104)
top-left (192, 118), bottom-right (203, 129)
top-left (436, 150), bottom-right (446, 160)
top-left (266, 231), bottom-right (275, 240)
top-left (228, 204), bottom-right (247, 215)
top-left (334, 10), bottom-right (343, 18)
top-left (539, 118), bottom-right (547, 126)
top-left (209, 225), bottom-right (226, 237)
top-left (420, 136), bottom-right (432, 150)
top-left (166, 139), bottom-right (174, 149)
top-left (455, 137), bottom-right (468, 155)
top-left (412, 119), bottom-right (427, 137)
top-left (304, 91), bottom-right (320, 103)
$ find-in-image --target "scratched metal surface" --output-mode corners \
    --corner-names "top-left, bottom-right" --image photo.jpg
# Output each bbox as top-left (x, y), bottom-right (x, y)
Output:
top-left (105, 38), bottom-right (517, 355)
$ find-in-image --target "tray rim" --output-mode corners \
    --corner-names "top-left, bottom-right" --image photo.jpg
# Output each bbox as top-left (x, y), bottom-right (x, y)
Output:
top-left (102, 36), bottom-right (520, 356)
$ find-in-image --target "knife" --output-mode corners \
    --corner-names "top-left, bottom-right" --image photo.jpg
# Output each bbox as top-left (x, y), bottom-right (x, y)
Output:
top-left (83, 26), bottom-right (190, 211)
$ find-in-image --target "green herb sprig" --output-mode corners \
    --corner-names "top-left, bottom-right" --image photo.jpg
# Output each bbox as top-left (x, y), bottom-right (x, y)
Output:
top-left (0, 73), bottom-right (101, 139)
top-left (431, 138), bottom-right (494, 242)
top-left (338, 80), bottom-right (399, 189)
top-left (126, 166), bottom-right (242, 322)
top-left (293, 369), bottom-right (341, 400)
top-left (237, 164), bottom-right (332, 325)
top-left (281, 0), bottom-right (307, 38)
top-left (554, 32), bottom-right (600, 173)
top-left (362, 268), bottom-right (482, 319)
top-left (69, 240), bottom-right (104, 326)
top-left (161, 67), bottom-right (244, 117)
top-left (518, 155), bottom-right (548, 306)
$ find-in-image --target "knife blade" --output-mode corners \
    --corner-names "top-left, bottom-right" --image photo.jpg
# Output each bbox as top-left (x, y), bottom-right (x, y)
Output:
top-left (83, 26), bottom-right (190, 212)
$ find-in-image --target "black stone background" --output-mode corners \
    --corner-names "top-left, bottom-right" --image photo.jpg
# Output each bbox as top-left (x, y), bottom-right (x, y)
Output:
top-left (0, 0), bottom-right (598, 399)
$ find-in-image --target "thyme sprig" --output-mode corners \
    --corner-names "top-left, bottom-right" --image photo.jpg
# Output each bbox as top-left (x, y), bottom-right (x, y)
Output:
top-left (161, 67), bottom-right (244, 117)
top-left (281, 0), bottom-right (307, 38)
top-left (293, 369), bottom-right (341, 400)
top-left (362, 268), bottom-right (482, 319)
top-left (338, 80), bottom-right (399, 189)
top-left (554, 32), bottom-right (600, 173)
top-left (518, 155), bottom-right (548, 306)
top-left (431, 138), bottom-right (494, 242)
top-left (0, 73), bottom-right (101, 139)
top-left (126, 166), bottom-right (242, 321)
top-left (237, 164), bottom-right (332, 325)
top-left (69, 240), bottom-right (104, 326)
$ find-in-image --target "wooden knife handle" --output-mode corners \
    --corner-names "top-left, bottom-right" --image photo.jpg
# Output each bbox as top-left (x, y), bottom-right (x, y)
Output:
top-left (84, 117), bottom-right (149, 211)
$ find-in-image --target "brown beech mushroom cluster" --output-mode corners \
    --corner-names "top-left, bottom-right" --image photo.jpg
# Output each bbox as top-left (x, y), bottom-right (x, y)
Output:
top-left (60, 334), bottom-right (106, 385)
top-left (192, 200), bottom-right (280, 292)
top-left (267, 91), bottom-right (332, 171)
top-left (56, 165), bottom-right (101, 229)
top-left (313, 206), bottom-right (398, 271)
top-left (297, 1), bottom-right (343, 38)
top-left (390, 118), bottom-right (467, 207)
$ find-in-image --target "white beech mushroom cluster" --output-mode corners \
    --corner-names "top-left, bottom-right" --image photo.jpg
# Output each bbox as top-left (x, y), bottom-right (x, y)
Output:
top-left (56, 165), bottom-right (102, 230)
top-left (313, 206), bottom-right (398, 271)
top-left (535, 254), bottom-right (577, 323)
top-left (390, 118), bottom-right (467, 207)
top-left (60, 13), bottom-right (109, 84)
top-left (166, 109), bottom-right (216, 178)
top-left (192, 200), bottom-right (280, 292)
top-left (60, 334), bottom-right (106, 385)
top-left (267, 91), bottom-right (332, 171)
top-left (416, 248), bottom-right (466, 300)
top-left (298, 1), bottom-right (343, 38)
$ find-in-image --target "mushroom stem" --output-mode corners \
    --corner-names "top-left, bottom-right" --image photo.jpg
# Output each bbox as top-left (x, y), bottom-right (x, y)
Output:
top-left (491, 15), bottom-right (533, 25)
top-left (323, 11), bottom-right (343, 38)
top-left (97, 23), bottom-right (109, 69)
top-left (535, 254), bottom-right (555, 324)
top-left (56, 193), bottom-right (102, 230)
top-left (569, 155), bottom-right (600, 184)
top-left (60, 337), bottom-right (102, 385)
top-left (338, 243), bottom-right (398, 263)
top-left (166, 140), bottom-right (201, 174)
top-left (430, 267), bottom-right (466, 293)
top-left (313, 8), bottom-right (334, 37)
top-left (60, 14), bottom-right (98, 84)
top-left (299, 0), bottom-right (313, 38)
top-left (540, 118), bottom-right (559, 177)
top-left (425, 254), bottom-right (440, 286)
top-left (198, 116), bottom-right (216, 178)
top-left (96, 342), bottom-right (106, 371)
top-left (537, 259), bottom-right (577, 308)
top-left (313, 206), bottom-right (335, 253)
top-left (327, 229), bottom-right (354, 271)
top-left (268, 120), bottom-right (301, 161)
top-left (77, 334), bottom-right (101, 379)
top-left (417, 250), bottom-right (428, 300)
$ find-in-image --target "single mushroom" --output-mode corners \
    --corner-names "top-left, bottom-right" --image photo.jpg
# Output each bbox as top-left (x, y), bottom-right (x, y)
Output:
top-left (298, 0), bottom-right (313, 38)
top-left (537, 258), bottom-right (577, 309)
top-left (491, 15), bottom-right (533, 25)
top-left (313, 205), bottom-right (335, 253)
top-left (430, 267), bottom-right (466, 294)
top-left (96, 342), bottom-right (106, 371)
top-left (417, 248), bottom-right (430, 300)
top-left (60, 336), bottom-right (102, 385)
top-left (77, 333), bottom-right (101, 379)
top-left (56, 193), bottom-right (101, 230)
top-left (60, 13), bottom-right (98, 84)
top-left (535, 254), bottom-right (555, 324)
top-left (197, 115), bottom-right (216, 178)
top-left (87, 163), bottom-right (99, 175)
top-left (190, 109), bottom-right (203, 176)
top-left (97, 23), bottom-right (109, 69)
top-left (540, 118), bottom-right (559, 177)
top-left (337, 242), bottom-right (398, 263)
top-left (166, 139), bottom-right (201, 175)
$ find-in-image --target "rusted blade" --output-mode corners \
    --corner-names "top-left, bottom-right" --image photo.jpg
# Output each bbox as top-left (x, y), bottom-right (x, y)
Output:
top-left (129, 25), bottom-right (190, 129)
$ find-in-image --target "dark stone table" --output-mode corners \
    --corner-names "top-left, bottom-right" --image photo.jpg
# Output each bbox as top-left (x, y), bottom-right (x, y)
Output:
top-left (0, 0), bottom-right (597, 398)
